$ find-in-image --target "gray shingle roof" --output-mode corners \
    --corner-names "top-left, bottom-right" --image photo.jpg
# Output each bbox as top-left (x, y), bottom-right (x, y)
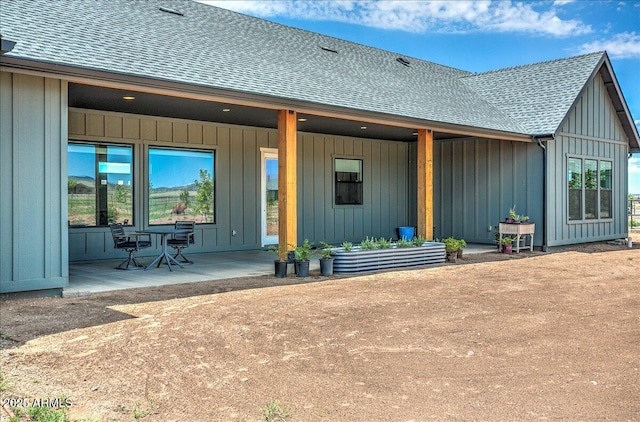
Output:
top-left (461, 52), bottom-right (605, 135)
top-left (0, 0), bottom-right (617, 138)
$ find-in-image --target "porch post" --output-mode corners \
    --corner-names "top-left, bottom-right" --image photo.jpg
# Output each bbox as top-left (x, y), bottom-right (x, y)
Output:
top-left (278, 110), bottom-right (297, 260)
top-left (417, 128), bottom-right (434, 240)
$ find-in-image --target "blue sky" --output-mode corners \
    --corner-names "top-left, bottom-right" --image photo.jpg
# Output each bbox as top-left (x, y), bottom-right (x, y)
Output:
top-left (201, 0), bottom-right (640, 194)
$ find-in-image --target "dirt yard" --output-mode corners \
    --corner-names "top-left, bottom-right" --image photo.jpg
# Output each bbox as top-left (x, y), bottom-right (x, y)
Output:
top-left (1, 235), bottom-right (639, 421)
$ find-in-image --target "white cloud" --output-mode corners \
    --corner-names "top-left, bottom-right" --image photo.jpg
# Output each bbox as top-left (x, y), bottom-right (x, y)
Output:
top-left (200, 0), bottom-right (590, 36)
top-left (578, 32), bottom-right (640, 59)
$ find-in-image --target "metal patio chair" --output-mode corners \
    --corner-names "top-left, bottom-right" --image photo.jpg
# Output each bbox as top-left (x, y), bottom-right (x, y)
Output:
top-left (167, 221), bottom-right (196, 264)
top-left (109, 223), bottom-right (152, 270)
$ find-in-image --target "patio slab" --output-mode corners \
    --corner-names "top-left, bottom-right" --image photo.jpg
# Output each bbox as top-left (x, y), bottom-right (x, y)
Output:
top-left (65, 244), bottom-right (496, 296)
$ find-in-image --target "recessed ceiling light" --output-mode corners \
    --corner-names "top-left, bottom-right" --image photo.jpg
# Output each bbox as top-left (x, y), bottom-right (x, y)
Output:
top-left (298, 118), bottom-right (307, 122)
top-left (222, 108), bottom-right (231, 112)
top-left (360, 126), bottom-right (367, 130)
top-left (123, 96), bottom-right (135, 101)
top-left (413, 132), bottom-right (418, 136)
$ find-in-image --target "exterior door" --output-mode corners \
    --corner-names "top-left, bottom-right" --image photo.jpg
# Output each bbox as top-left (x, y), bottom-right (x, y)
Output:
top-left (261, 148), bottom-right (278, 246)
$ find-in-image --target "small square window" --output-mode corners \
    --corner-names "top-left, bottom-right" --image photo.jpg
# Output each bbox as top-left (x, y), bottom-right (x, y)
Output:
top-left (335, 158), bottom-right (363, 205)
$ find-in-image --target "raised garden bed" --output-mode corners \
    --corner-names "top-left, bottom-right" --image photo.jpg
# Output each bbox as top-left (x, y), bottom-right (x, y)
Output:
top-left (332, 242), bottom-right (446, 273)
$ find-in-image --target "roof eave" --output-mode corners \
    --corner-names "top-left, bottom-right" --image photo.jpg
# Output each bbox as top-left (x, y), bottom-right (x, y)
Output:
top-left (1, 57), bottom-right (534, 143)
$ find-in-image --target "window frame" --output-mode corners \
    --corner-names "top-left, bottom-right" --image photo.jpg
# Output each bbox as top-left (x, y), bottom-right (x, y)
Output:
top-left (566, 155), bottom-right (613, 224)
top-left (147, 146), bottom-right (216, 226)
top-left (333, 156), bottom-right (364, 207)
top-left (67, 141), bottom-right (135, 228)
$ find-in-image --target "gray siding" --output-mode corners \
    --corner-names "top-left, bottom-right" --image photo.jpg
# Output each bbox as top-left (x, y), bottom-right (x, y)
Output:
top-left (546, 72), bottom-right (629, 246)
top-left (0, 73), bottom-right (68, 293)
top-left (68, 109), bottom-right (411, 261)
top-left (298, 133), bottom-right (411, 245)
top-left (433, 138), bottom-right (544, 245)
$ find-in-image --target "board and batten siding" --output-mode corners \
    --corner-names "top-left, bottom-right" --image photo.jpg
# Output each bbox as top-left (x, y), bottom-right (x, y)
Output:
top-left (0, 73), bottom-right (68, 293)
top-left (545, 72), bottom-right (629, 246)
top-left (68, 109), bottom-right (411, 261)
top-left (433, 137), bottom-right (544, 246)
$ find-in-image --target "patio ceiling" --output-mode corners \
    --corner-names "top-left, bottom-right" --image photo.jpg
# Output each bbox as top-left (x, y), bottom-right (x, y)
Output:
top-left (69, 83), bottom-right (459, 142)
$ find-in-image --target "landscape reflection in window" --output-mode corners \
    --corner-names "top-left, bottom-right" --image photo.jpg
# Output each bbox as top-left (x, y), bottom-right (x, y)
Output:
top-left (148, 148), bottom-right (215, 225)
top-left (68, 143), bottom-right (133, 227)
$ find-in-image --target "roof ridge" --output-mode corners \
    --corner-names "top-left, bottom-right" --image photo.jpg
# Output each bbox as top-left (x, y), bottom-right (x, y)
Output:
top-left (462, 51), bottom-right (605, 78)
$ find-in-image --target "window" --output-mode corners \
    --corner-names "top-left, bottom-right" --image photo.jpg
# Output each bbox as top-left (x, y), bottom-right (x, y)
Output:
top-left (567, 157), bottom-right (612, 221)
top-left (148, 148), bottom-right (215, 225)
top-left (335, 158), bottom-right (363, 205)
top-left (68, 143), bottom-right (133, 227)
top-left (568, 158), bottom-right (582, 221)
top-left (600, 161), bottom-right (612, 218)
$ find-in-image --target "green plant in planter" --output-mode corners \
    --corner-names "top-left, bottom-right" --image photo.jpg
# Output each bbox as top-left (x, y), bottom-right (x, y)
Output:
top-left (458, 239), bottom-right (467, 249)
top-left (396, 237), bottom-right (413, 248)
top-left (359, 237), bottom-right (378, 250)
top-left (500, 236), bottom-right (514, 245)
top-left (292, 239), bottom-right (313, 261)
top-left (509, 206), bottom-right (517, 220)
top-left (341, 241), bottom-right (353, 252)
top-left (268, 245), bottom-right (288, 278)
top-left (319, 241), bottom-right (335, 276)
top-left (375, 237), bottom-right (392, 249)
top-left (290, 239), bottom-right (313, 277)
top-left (319, 241), bottom-right (334, 259)
top-left (443, 237), bottom-right (461, 253)
top-left (412, 235), bottom-right (427, 247)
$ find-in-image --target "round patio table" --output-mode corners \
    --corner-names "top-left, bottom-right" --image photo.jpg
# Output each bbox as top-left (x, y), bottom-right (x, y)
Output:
top-left (140, 228), bottom-right (191, 271)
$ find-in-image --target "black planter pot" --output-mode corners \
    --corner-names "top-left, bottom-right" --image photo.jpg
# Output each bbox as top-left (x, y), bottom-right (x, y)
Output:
top-left (274, 260), bottom-right (288, 278)
top-left (295, 260), bottom-right (310, 277)
top-left (320, 258), bottom-right (334, 276)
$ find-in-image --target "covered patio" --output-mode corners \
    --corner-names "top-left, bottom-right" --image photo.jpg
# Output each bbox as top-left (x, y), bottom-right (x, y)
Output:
top-left (64, 244), bottom-right (496, 297)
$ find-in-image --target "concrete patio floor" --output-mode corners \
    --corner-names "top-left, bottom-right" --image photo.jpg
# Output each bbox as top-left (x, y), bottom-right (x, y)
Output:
top-left (66, 244), bottom-right (496, 296)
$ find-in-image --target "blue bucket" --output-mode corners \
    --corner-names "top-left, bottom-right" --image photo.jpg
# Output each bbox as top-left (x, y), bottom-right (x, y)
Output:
top-left (398, 226), bottom-right (415, 240)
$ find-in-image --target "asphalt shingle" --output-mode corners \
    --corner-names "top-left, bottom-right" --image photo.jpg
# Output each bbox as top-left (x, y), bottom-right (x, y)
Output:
top-left (461, 52), bottom-right (605, 135)
top-left (0, 0), bottom-right (608, 137)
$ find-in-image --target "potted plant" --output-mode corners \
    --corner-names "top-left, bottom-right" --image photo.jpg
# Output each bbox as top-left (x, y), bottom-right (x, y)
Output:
top-left (268, 245), bottom-right (288, 278)
top-left (506, 206), bottom-right (517, 223)
top-left (319, 241), bottom-right (334, 276)
top-left (443, 237), bottom-right (461, 262)
top-left (292, 239), bottom-right (313, 277)
top-left (457, 239), bottom-right (467, 259)
top-left (500, 236), bottom-right (514, 254)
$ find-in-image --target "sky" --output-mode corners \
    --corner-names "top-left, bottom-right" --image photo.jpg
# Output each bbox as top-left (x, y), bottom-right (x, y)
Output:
top-left (200, 0), bottom-right (640, 194)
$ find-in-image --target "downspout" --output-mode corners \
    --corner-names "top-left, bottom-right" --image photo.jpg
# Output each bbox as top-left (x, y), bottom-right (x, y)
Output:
top-left (535, 135), bottom-right (553, 252)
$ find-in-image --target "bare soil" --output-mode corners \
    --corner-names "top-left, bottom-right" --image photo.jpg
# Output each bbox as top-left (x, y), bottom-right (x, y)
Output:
top-left (1, 234), bottom-right (639, 421)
